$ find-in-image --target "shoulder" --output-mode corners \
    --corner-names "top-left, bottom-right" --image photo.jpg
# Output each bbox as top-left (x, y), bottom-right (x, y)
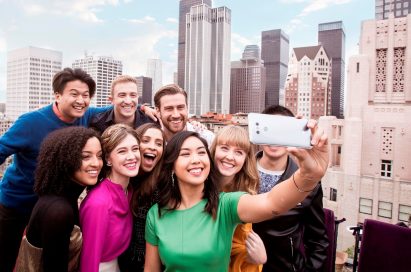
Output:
top-left (39, 196), bottom-right (75, 225)
top-left (82, 182), bottom-right (113, 210)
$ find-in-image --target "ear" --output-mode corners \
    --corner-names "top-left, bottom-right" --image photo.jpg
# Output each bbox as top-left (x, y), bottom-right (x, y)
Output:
top-left (108, 95), bottom-right (113, 104)
top-left (54, 92), bottom-right (61, 103)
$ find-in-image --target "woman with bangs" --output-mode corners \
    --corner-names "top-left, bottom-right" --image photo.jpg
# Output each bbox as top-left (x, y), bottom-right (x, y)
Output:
top-left (119, 123), bottom-right (165, 272)
top-left (210, 125), bottom-right (266, 272)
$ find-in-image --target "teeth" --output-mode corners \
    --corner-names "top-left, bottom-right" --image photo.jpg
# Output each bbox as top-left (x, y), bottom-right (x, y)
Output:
top-left (87, 170), bottom-right (98, 175)
top-left (189, 168), bottom-right (201, 174)
top-left (222, 162), bottom-right (234, 168)
top-left (144, 153), bottom-right (156, 158)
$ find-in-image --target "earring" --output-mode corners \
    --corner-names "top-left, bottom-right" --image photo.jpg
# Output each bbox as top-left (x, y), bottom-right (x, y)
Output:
top-left (107, 162), bottom-right (112, 167)
top-left (171, 172), bottom-right (175, 187)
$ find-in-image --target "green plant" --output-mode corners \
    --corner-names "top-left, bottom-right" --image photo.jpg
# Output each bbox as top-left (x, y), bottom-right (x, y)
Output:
top-left (344, 245), bottom-right (355, 259)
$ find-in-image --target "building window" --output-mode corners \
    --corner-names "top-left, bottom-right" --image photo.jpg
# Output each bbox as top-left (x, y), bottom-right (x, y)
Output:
top-left (378, 201), bottom-right (392, 219)
top-left (359, 198), bottom-right (373, 215)
top-left (398, 205), bottom-right (411, 222)
top-left (330, 188), bottom-right (337, 202)
top-left (356, 62), bottom-right (360, 73)
top-left (381, 160), bottom-right (392, 178)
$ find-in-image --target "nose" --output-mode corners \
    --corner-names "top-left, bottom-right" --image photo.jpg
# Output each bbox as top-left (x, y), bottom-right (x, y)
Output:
top-left (124, 95), bottom-right (132, 104)
top-left (225, 150), bottom-right (234, 160)
top-left (76, 95), bottom-right (85, 105)
top-left (171, 108), bottom-right (180, 118)
top-left (190, 153), bottom-right (200, 164)
top-left (90, 156), bottom-right (101, 167)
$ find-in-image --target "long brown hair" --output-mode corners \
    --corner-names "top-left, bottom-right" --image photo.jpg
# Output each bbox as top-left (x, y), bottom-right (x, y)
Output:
top-left (210, 125), bottom-right (259, 195)
top-left (131, 123), bottom-right (165, 215)
top-left (156, 131), bottom-right (219, 219)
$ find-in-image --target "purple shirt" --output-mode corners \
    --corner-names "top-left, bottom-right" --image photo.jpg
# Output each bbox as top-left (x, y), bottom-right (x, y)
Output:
top-left (79, 178), bottom-right (132, 272)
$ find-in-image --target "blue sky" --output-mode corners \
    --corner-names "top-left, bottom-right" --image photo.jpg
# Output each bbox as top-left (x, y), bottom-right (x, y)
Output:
top-left (0, 0), bottom-right (374, 102)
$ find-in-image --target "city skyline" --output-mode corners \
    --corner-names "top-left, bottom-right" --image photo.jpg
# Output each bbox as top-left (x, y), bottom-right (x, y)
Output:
top-left (0, 0), bottom-right (374, 102)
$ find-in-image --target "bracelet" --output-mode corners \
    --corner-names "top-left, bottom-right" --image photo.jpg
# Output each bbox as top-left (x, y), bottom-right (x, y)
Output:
top-left (292, 173), bottom-right (315, 193)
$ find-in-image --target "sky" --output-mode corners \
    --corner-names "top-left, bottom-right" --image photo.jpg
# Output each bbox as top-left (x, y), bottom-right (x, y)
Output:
top-left (0, 0), bottom-right (375, 102)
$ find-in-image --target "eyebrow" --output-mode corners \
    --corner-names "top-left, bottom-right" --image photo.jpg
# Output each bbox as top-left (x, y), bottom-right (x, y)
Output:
top-left (180, 146), bottom-right (206, 151)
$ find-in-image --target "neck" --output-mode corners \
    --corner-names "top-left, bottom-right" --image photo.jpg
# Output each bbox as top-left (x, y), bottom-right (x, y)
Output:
top-left (114, 114), bottom-right (135, 128)
top-left (177, 182), bottom-right (204, 210)
top-left (107, 174), bottom-right (130, 190)
top-left (259, 153), bottom-right (288, 172)
top-left (218, 174), bottom-right (234, 192)
top-left (164, 128), bottom-right (175, 143)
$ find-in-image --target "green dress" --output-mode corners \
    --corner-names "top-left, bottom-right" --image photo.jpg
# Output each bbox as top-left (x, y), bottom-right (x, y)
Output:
top-left (145, 192), bottom-right (246, 272)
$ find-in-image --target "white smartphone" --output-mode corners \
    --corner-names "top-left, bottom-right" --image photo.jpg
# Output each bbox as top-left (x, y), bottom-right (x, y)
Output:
top-left (248, 113), bottom-right (312, 149)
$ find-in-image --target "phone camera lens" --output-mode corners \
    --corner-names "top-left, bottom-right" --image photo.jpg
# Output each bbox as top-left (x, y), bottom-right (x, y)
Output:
top-left (256, 131), bottom-right (260, 134)
top-left (256, 122), bottom-right (259, 126)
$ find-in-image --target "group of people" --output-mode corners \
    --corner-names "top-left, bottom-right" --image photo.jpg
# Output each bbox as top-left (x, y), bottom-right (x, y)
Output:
top-left (0, 67), bottom-right (329, 272)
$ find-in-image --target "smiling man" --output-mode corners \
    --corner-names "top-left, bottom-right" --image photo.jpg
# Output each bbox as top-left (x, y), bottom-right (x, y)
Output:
top-left (89, 75), bottom-right (155, 133)
top-left (153, 84), bottom-right (214, 146)
top-left (0, 68), bottom-right (157, 271)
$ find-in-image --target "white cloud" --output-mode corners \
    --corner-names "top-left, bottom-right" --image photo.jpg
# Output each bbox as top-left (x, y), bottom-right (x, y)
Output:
top-left (286, 0), bottom-right (352, 33)
top-left (299, 0), bottom-right (352, 17)
top-left (126, 15), bottom-right (156, 24)
top-left (231, 33), bottom-right (258, 60)
top-left (19, 0), bottom-right (122, 23)
top-left (166, 17), bottom-right (178, 23)
top-left (279, 0), bottom-right (308, 3)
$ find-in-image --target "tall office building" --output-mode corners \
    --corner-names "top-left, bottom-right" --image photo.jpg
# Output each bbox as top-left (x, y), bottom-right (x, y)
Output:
top-left (177, 0), bottom-right (212, 88)
top-left (146, 59), bottom-right (162, 103)
top-left (72, 55), bottom-right (122, 107)
top-left (6, 46), bottom-right (62, 120)
top-left (230, 45), bottom-right (266, 114)
top-left (136, 76), bottom-right (152, 105)
top-left (319, 13), bottom-right (411, 251)
top-left (185, 3), bottom-right (231, 115)
top-left (284, 45), bottom-right (332, 119)
top-left (261, 29), bottom-right (289, 107)
top-left (376, 0), bottom-right (410, 20)
top-left (318, 21), bottom-right (346, 119)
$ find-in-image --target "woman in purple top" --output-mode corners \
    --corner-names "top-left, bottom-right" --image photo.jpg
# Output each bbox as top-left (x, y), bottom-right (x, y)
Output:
top-left (80, 124), bottom-right (141, 272)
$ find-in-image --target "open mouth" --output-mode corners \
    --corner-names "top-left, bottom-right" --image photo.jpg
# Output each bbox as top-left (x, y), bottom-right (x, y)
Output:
top-left (221, 161), bottom-right (235, 168)
top-left (124, 162), bottom-right (138, 170)
top-left (188, 167), bottom-right (203, 176)
top-left (86, 170), bottom-right (99, 177)
top-left (143, 153), bottom-right (157, 163)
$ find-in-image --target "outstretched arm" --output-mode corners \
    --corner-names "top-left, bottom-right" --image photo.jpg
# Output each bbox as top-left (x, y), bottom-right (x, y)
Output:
top-left (237, 120), bottom-right (329, 223)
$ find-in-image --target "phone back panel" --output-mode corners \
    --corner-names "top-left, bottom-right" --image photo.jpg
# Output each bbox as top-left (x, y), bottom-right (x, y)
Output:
top-left (248, 113), bottom-right (311, 148)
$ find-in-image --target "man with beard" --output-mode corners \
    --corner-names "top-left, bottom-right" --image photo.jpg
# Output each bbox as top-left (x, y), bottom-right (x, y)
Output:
top-left (153, 84), bottom-right (214, 146)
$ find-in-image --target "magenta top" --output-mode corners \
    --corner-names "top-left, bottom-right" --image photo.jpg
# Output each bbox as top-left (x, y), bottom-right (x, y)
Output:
top-left (79, 178), bottom-right (132, 272)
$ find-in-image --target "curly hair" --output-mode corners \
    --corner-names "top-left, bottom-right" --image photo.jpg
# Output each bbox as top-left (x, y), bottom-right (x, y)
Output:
top-left (210, 125), bottom-right (259, 195)
top-left (157, 131), bottom-right (219, 219)
top-left (34, 126), bottom-right (101, 196)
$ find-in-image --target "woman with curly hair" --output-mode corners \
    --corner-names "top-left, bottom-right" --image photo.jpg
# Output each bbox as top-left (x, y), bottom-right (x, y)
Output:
top-left (210, 125), bottom-right (266, 272)
top-left (119, 123), bottom-right (165, 272)
top-left (15, 126), bottom-right (103, 272)
top-left (79, 124), bottom-right (140, 272)
top-left (144, 119), bottom-right (328, 272)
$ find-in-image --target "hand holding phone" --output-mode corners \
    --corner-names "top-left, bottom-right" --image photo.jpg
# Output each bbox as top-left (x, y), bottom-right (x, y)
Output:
top-left (248, 113), bottom-right (312, 149)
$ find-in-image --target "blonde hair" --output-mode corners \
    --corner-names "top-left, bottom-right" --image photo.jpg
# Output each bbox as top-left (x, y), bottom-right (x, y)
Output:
top-left (110, 75), bottom-right (137, 96)
top-left (210, 125), bottom-right (259, 195)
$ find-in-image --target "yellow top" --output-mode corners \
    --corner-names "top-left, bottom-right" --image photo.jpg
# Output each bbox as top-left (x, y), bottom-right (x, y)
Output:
top-left (229, 223), bottom-right (263, 272)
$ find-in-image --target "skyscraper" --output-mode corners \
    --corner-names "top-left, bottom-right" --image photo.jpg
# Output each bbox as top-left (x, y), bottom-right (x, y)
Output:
top-left (261, 29), bottom-right (289, 107)
top-left (185, 3), bottom-right (231, 115)
top-left (146, 59), bottom-right (162, 103)
top-left (319, 13), bottom-right (411, 250)
top-left (136, 76), bottom-right (153, 105)
top-left (230, 45), bottom-right (266, 114)
top-left (72, 55), bottom-right (122, 107)
top-left (318, 21), bottom-right (346, 118)
top-left (177, 0), bottom-right (212, 89)
top-left (375, 0), bottom-right (410, 20)
top-left (284, 45), bottom-right (332, 119)
top-left (6, 46), bottom-right (62, 120)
